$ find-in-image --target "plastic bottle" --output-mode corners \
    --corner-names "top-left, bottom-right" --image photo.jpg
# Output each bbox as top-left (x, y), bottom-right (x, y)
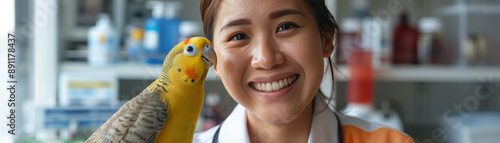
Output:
top-left (343, 48), bottom-right (375, 122)
top-left (393, 11), bottom-right (419, 64)
top-left (163, 2), bottom-right (183, 47)
top-left (362, 18), bottom-right (382, 68)
top-left (143, 1), bottom-right (182, 64)
top-left (87, 13), bottom-right (119, 66)
top-left (347, 49), bottom-right (373, 105)
top-left (143, 1), bottom-right (166, 64)
top-left (338, 18), bottom-right (362, 65)
top-left (344, 52), bottom-right (404, 131)
top-left (418, 17), bottom-right (443, 65)
top-left (126, 27), bottom-right (144, 63)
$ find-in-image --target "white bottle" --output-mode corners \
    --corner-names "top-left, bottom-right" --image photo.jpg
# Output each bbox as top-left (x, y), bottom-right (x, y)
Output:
top-left (87, 13), bottom-right (118, 66)
top-left (361, 17), bottom-right (382, 68)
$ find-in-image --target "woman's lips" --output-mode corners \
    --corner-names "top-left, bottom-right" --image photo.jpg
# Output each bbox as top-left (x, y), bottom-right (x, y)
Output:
top-left (252, 74), bottom-right (298, 92)
top-left (249, 74), bottom-right (300, 98)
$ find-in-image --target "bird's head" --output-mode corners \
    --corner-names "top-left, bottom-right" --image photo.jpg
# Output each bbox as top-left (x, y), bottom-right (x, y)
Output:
top-left (162, 37), bottom-right (216, 86)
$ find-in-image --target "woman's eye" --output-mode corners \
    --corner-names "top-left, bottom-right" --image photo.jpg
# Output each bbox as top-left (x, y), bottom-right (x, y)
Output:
top-left (277, 23), bottom-right (298, 33)
top-left (229, 33), bottom-right (248, 41)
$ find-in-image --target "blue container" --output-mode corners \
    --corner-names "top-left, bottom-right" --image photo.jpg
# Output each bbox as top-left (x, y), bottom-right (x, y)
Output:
top-left (143, 1), bottom-right (182, 64)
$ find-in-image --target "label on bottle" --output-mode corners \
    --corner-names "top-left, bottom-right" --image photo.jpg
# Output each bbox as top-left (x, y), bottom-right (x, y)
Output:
top-left (143, 30), bottom-right (159, 50)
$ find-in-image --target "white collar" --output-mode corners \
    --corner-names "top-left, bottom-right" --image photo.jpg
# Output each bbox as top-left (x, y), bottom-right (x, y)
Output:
top-left (308, 97), bottom-right (341, 143)
top-left (214, 97), bottom-right (340, 143)
top-left (218, 104), bottom-right (250, 142)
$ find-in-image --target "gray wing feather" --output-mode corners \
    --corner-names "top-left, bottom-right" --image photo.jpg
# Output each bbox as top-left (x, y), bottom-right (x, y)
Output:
top-left (86, 89), bottom-right (168, 143)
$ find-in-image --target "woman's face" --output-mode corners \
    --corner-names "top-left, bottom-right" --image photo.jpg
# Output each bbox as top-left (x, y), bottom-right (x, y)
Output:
top-left (212, 0), bottom-right (332, 123)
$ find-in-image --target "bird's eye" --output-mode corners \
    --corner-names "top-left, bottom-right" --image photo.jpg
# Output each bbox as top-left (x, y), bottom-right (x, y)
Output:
top-left (184, 44), bottom-right (199, 56)
top-left (203, 44), bottom-right (211, 52)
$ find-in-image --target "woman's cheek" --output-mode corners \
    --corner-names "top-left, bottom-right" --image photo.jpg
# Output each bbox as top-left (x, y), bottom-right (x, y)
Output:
top-left (217, 49), bottom-right (243, 82)
top-left (216, 49), bottom-right (250, 106)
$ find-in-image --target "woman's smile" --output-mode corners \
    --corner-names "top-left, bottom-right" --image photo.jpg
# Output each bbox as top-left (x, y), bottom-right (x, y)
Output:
top-left (249, 73), bottom-right (300, 98)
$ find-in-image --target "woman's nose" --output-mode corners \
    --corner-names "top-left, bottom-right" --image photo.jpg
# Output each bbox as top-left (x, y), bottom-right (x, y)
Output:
top-left (251, 38), bottom-right (284, 70)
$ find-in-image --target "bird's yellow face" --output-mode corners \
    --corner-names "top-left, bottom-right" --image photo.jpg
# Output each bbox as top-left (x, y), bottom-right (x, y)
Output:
top-left (168, 37), bottom-right (216, 86)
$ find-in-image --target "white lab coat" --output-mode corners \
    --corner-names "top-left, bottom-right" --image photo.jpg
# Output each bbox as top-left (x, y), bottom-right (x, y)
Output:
top-left (193, 97), bottom-right (342, 143)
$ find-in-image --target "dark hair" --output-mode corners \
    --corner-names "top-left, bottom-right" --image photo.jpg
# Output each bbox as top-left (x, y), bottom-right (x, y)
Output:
top-left (200, 0), bottom-right (340, 112)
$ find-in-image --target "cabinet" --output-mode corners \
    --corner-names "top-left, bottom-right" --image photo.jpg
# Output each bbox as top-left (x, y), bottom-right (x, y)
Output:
top-left (20, 0), bottom-right (500, 141)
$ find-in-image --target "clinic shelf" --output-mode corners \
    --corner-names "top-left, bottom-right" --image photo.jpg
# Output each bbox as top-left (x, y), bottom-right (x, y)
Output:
top-left (335, 65), bottom-right (500, 82)
top-left (61, 62), bottom-right (500, 82)
top-left (38, 105), bottom-right (123, 129)
top-left (436, 3), bottom-right (500, 16)
top-left (60, 62), bottom-right (219, 81)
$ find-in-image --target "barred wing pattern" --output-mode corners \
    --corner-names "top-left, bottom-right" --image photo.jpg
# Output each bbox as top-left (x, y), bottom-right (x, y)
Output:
top-left (86, 89), bottom-right (168, 143)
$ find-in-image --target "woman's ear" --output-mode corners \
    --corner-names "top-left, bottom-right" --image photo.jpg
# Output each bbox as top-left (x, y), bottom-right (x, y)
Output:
top-left (321, 32), bottom-right (335, 58)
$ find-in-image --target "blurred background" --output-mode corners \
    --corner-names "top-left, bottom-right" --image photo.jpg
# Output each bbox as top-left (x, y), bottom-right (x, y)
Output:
top-left (1, 0), bottom-right (500, 142)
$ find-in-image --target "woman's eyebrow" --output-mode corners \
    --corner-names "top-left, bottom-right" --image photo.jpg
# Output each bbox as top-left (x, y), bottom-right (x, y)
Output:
top-left (269, 9), bottom-right (304, 19)
top-left (220, 19), bottom-right (252, 32)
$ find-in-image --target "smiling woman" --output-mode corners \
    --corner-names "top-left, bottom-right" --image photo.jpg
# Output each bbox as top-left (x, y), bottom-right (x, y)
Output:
top-left (195, 0), bottom-right (415, 143)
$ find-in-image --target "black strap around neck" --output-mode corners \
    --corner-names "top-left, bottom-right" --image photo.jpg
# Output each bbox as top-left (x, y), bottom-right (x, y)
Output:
top-left (212, 124), bottom-right (222, 143)
top-left (334, 112), bottom-right (344, 143)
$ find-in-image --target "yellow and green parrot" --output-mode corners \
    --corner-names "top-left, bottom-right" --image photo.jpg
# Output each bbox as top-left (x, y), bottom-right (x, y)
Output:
top-left (86, 37), bottom-right (216, 143)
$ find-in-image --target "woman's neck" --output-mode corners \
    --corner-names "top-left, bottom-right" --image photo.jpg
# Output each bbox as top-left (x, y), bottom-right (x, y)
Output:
top-left (246, 102), bottom-right (313, 143)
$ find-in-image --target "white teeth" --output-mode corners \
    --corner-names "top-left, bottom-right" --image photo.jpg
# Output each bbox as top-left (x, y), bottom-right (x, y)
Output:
top-left (272, 81), bottom-right (279, 91)
top-left (266, 83), bottom-right (273, 91)
top-left (254, 75), bottom-right (297, 92)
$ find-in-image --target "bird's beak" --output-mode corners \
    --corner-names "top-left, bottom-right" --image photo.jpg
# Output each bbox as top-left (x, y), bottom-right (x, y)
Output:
top-left (202, 46), bottom-right (216, 68)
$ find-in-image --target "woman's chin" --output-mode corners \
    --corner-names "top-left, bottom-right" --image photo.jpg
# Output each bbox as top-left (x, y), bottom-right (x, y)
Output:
top-left (250, 108), bottom-right (301, 124)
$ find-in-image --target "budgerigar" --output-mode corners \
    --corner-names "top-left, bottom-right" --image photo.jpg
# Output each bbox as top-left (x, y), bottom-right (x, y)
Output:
top-left (86, 37), bottom-right (216, 143)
